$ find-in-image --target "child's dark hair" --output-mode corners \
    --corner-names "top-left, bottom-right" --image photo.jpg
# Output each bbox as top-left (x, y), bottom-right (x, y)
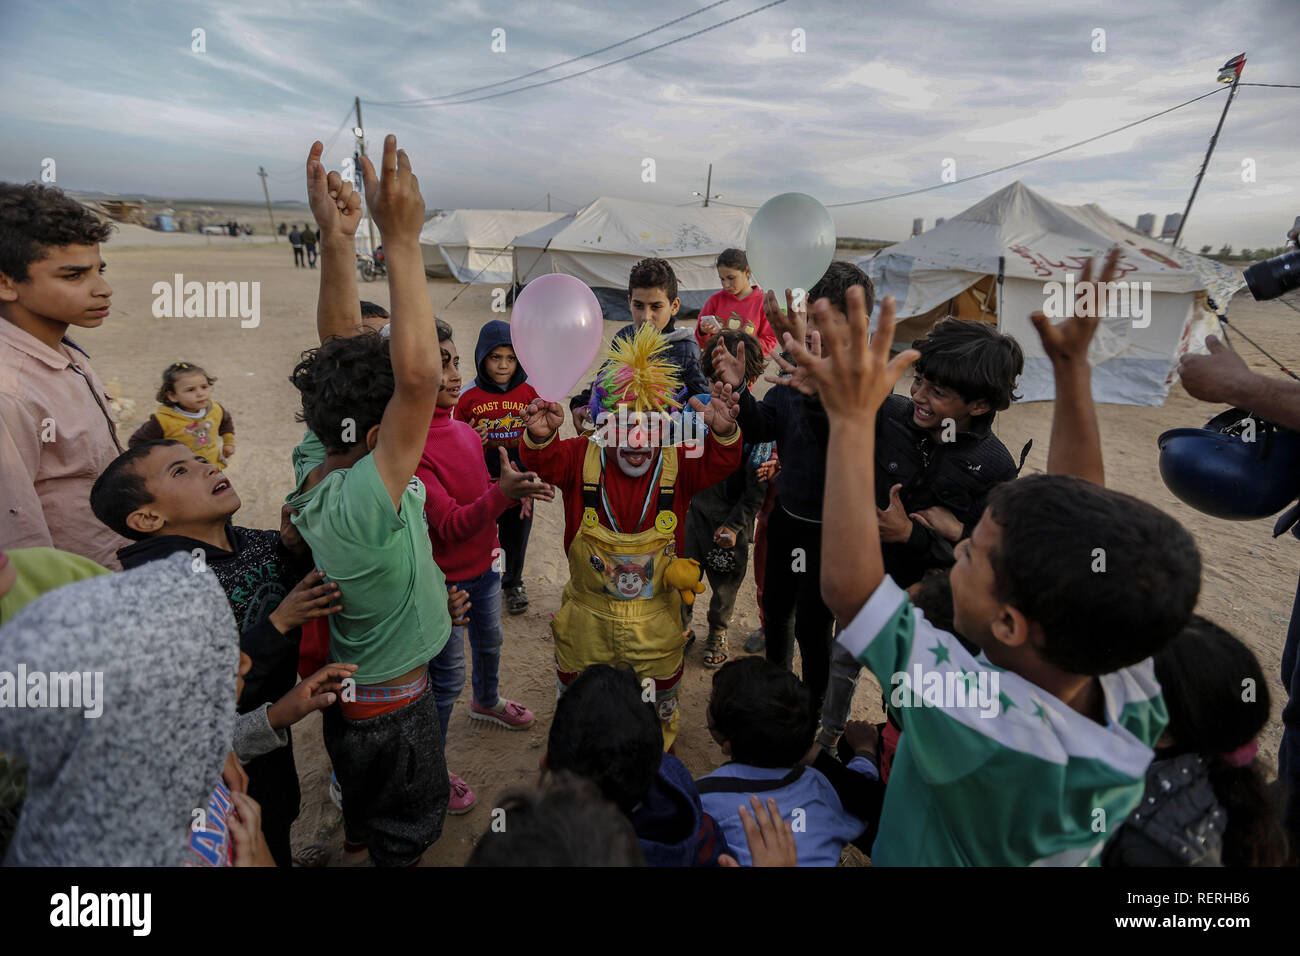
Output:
top-left (155, 362), bottom-right (215, 405)
top-left (1154, 615), bottom-right (1287, 867)
top-left (466, 771), bottom-right (644, 867)
top-left (986, 475), bottom-right (1200, 675)
top-left (90, 440), bottom-right (184, 541)
top-left (628, 257), bottom-right (678, 302)
top-left (807, 261), bottom-right (874, 316)
top-left (546, 664), bottom-right (663, 814)
top-left (717, 248), bottom-right (749, 272)
top-left (359, 301), bottom-right (389, 320)
top-left (436, 318), bottom-right (454, 344)
top-left (709, 657), bottom-right (816, 767)
top-left (290, 331), bottom-right (393, 455)
top-left (700, 330), bottom-right (764, 385)
top-left (0, 183), bottom-right (114, 282)
top-left (912, 318), bottom-right (1023, 415)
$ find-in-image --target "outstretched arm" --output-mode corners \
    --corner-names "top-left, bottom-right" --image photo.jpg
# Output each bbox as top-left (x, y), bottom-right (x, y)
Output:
top-left (364, 135), bottom-right (442, 510)
top-left (1180, 335), bottom-right (1300, 432)
top-left (1029, 248), bottom-right (1117, 486)
top-left (782, 290), bottom-right (918, 625)
top-left (306, 140), bottom-right (365, 345)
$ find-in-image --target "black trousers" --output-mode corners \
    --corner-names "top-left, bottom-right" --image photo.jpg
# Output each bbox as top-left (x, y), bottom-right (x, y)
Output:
top-left (243, 732), bottom-right (300, 868)
top-left (496, 502), bottom-right (533, 591)
top-left (683, 505), bottom-right (751, 634)
top-left (292, 245), bottom-right (304, 266)
top-left (762, 501), bottom-right (836, 717)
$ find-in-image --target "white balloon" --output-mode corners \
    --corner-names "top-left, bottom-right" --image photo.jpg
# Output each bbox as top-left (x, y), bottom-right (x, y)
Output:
top-left (745, 193), bottom-right (836, 310)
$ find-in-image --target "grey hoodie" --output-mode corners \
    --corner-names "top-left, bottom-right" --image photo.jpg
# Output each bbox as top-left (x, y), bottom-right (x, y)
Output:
top-left (0, 553), bottom-right (239, 866)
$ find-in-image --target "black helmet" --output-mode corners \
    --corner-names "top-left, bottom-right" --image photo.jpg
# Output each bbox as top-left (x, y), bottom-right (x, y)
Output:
top-left (1157, 409), bottom-right (1300, 520)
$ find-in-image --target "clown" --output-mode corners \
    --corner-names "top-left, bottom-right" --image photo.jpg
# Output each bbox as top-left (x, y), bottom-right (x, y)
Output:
top-left (520, 323), bottom-right (743, 749)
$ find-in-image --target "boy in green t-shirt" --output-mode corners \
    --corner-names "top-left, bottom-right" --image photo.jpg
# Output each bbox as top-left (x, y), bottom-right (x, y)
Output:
top-left (284, 136), bottom-right (451, 867)
top-left (798, 250), bottom-right (1202, 865)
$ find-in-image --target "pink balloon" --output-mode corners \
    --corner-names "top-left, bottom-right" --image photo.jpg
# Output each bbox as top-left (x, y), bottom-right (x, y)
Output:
top-left (510, 274), bottom-right (604, 402)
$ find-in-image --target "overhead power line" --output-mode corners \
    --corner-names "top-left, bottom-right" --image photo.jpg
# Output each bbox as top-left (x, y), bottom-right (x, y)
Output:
top-left (364, 0), bottom-right (787, 111)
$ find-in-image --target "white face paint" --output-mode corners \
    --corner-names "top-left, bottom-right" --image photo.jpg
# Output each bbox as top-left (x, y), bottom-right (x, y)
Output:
top-left (615, 446), bottom-right (655, 478)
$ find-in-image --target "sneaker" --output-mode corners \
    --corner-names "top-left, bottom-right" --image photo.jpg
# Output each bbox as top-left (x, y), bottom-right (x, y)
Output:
top-left (505, 585), bottom-right (530, 615)
top-left (469, 697), bottom-right (535, 730)
top-left (448, 772), bottom-right (476, 814)
top-left (328, 773), bottom-right (343, 811)
top-left (744, 627), bottom-right (766, 654)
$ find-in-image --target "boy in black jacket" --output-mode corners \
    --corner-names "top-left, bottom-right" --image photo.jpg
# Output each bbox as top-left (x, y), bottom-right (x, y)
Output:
top-left (90, 439), bottom-right (341, 866)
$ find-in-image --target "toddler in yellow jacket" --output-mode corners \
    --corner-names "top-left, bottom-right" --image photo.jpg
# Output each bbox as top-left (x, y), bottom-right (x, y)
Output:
top-left (129, 362), bottom-right (235, 467)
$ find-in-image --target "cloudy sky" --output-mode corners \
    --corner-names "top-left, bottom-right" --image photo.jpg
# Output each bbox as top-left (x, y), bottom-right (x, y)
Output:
top-left (2, 0), bottom-right (1296, 249)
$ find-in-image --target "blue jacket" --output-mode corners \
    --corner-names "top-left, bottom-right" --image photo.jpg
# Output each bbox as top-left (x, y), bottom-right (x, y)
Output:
top-left (630, 754), bottom-right (731, 867)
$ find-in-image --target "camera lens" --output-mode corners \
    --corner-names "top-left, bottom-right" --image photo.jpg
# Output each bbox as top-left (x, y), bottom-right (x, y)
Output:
top-left (1244, 249), bottom-right (1300, 301)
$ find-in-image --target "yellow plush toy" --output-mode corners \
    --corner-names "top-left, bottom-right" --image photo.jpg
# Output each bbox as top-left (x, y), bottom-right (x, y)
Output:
top-left (664, 557), bottom-right (706, 606)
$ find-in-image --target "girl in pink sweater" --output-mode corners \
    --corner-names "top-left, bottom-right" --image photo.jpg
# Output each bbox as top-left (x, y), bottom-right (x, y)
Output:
top-left (694, 248), bottom-right (778, 357)
top-left (418, 320), bottom-right (554, 814)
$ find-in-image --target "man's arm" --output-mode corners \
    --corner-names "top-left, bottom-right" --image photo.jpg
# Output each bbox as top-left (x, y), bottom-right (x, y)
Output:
top-left (305, 140), bottom-right (365, 345)
top-left (1029, 248), bottom-right (1118, 486)
top-left (0, 401), bottom-right (52, 550)
top-left (362, 136), bottom-right (442, 510)
top-left (1180, 334), bottom-right (1300, 432)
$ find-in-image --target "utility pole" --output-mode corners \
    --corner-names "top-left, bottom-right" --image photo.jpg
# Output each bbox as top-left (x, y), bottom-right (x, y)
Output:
top-left (547, 192), bottom-right (551, 212)
top-left (355, 95), bottom-right (377, 256)
top-left (257, 166), bottom-right (278, 241)
top-left (703, 163), bottom-right (712, 207)
top-left (1173, 53), bottom-right (1246, 249)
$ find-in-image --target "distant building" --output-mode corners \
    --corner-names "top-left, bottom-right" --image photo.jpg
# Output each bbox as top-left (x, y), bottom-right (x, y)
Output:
top-left (912, 218), bottom-right (924, 236)
top-left (1160, 213), bottom-right (1182, 240)
top-left (935, 217), bottom-right (946, 227)
top-left (1136, 213), bottom-right (1155, 237)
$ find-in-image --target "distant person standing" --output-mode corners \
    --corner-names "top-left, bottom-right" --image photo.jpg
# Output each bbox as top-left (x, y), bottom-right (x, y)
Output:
top-left (303, 225), bottom-right (318, 269)
top-left (289, 225), bottom-right (305, 267)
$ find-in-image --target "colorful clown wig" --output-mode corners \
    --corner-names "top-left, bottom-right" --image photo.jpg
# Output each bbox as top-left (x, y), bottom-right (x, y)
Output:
top-left (588, 322), bottom-right (684, 417)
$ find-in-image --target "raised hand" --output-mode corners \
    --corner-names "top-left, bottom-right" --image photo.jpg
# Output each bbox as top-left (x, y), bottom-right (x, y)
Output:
top-left (1177, 334), bottom-right (1256, 405)
top-left (691, 386), bottom-right (738, 437)
top-left (764, 329), bottom-right (822, 396)
top-left (1029, 247), bottom-right (1120, 365)
top-left (306, 140), bottom-right (363, 239)
top-left (269, 568), bottom-right (342, 634)
top-left (523, 398), bottom-right (565, 441)
top-left (764, 288), bottom-right (808, 352)
top-left (876, 483), bottom-right (913, 543)
top-left (498, 447), bottom-right (556, 502)
top-left (710, 338), bottom-right (747, 390)
top-left (789, 289), bottom-right (919, 423)
top-left (359, 134), bottom-right (425, 244)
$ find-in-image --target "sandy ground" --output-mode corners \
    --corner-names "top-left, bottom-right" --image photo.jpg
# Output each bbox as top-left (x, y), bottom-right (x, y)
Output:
top-left (77, 238), bottom-right (1298, 866)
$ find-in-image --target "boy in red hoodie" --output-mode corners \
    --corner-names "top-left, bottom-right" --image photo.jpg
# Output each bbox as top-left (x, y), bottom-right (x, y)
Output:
top-left (454, 319), bottom-right (540, 616)
top-left (420, 319), bottom-right (554, 814)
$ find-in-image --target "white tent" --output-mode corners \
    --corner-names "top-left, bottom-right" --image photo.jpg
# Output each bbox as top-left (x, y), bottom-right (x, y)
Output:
top-left (857, 181), bottom-right (1245, 406)
top-left (419, 209), bottom-right (567, 284)
top-left (510, 197), bottom-right (753, 317)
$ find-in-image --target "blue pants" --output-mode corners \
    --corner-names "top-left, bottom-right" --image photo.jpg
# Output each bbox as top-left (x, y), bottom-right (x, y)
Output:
top-left (429, 568), bottom-right (504, 746)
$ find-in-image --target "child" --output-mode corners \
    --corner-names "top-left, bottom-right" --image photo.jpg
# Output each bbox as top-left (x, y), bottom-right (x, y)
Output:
top-left (682, 330), bottom-right (772, 666)
top-left (0, 552), bottom-right (266, 865)
top-left (421, 318), bottom-right (550, 813)
top-left (808, 251), bottom-right (1203, 865)
top-left (91, 439), bottom-right (342, 866)
top-left (129, 362), bottom-right (236, 467)
top-left (695, 248), bottom-right (777, 357)
top-left (875, 318), bottom-right (1024, 589)
top-left (455, 319), bottom-right (542, 615)
top-left (520, 324), bottom-right (743, 751)
top-left (569, 257), bottom-right (711, 433)
top-left (545, 663), bottom-right (732, 866)
top-left (284, 136), bottom-right (452, 867)
top-left (709, 262), bottom-right (862, 720)
top-left (467, 772), bottom-right (645, 867)
top-left (1104, 615), bottom-right (1289, 867)
top-left (0, 182), bottom-right (128, 569)
top-left (697, 656), bottom-right (878, 866)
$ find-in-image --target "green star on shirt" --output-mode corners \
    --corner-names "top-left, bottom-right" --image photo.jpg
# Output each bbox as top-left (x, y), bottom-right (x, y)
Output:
top-left (1031, 701), bottom-right (1050, 725)
top-left (929, 642), bottom-right (951, 666)
top-left (999, 691), bottom-right (1017, 713)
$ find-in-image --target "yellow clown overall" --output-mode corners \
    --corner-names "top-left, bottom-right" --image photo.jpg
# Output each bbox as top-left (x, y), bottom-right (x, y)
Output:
top-left (552, 442), bottom-right (692, 750)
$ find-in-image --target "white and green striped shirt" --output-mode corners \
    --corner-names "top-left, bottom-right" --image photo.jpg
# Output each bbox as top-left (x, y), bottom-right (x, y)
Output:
top-left (837, 575), bottom-right (1166, 866)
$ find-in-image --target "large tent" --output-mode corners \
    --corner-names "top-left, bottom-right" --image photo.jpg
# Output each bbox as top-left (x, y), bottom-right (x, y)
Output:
top-left (857, 181), bottom-right (1245, 406)
top-left (419, 209), bottom-right (567, 284)
top-left (510, 197), bottom-right (753, 322)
